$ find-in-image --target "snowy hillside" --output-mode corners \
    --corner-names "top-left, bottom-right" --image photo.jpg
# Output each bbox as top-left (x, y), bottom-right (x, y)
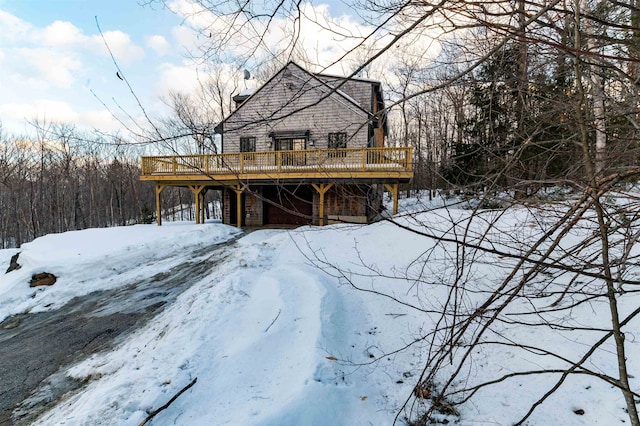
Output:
top-left (1, 195), bottom-right (638, 425)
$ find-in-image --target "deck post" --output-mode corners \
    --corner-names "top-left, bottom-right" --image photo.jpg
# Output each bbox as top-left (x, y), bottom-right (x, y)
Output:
top-left (233, 183), bottom-right (247, 228)
top-left (312, 183), bottom-right (334, 226)
top-left (155, 184), bottom-right (167, 226)
top-left (188, 185), bottom-right (206, 224)
top-left (200, 189), bottom-right (207, 224)
top-left (384, 183), bottom-right (399, 215)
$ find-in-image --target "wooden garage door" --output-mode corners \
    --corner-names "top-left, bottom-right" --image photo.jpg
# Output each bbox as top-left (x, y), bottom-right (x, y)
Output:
top-left (263, 185), bottom-right (312, 225)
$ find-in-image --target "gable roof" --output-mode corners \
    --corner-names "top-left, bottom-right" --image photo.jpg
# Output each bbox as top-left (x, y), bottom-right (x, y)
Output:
top-left (215, 61), bottom-right (379, 133)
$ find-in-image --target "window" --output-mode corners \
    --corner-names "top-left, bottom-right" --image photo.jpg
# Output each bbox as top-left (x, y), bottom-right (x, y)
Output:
top-left (240, 137), bottom-right (256, 152)
top-left (328, 133), bottom-right (347, 159)
top-left (328, 132), bottom-right (347, 149)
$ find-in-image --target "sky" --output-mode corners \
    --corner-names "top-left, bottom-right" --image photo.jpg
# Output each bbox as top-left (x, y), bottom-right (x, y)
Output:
top-left (0, 0), bottom-right (363, 137)
top-left (0, 0), bottom-right (185, 134)
top-left (0, 0), bottom-right (443, 140)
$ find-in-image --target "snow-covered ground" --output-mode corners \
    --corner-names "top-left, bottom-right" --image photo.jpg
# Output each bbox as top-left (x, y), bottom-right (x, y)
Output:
top-left (1, 195), bottom-right (638, 425)
top-left (0, 221), bottom-right (240, 322)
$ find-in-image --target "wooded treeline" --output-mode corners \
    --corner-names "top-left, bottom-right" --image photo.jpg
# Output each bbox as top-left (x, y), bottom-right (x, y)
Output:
top-left (151, 0), bottom-right (640, 198)
top-left (381, 0), bottom-right (640, 194)
top-left (0, 123), bottom-right (196, 248)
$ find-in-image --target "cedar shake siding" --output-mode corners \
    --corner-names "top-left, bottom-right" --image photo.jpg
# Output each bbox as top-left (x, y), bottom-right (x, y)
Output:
top-left (218, 62), bottom-right (373, 153)
top-left (141, 61), bottom-right (411, 228)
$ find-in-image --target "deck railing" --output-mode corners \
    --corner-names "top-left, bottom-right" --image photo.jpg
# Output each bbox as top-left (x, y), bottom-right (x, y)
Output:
top-left (141, 147), bottom-right (413, 177)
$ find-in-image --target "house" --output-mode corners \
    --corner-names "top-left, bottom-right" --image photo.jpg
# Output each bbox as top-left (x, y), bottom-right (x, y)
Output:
top-left (140, 62), bottom-right (413, 227)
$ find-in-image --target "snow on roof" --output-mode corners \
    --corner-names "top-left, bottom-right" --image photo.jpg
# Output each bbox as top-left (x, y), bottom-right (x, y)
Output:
top-left (236, 88), bottom-right (257, 97)
top-left (315, 71), bottom-right (382, 84)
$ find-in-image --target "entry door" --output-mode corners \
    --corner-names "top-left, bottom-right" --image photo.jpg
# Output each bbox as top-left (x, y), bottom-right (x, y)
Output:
top-left (276, 138), bottom-right (306, 166)
top-left (275, 138), bottom-right (306, 151)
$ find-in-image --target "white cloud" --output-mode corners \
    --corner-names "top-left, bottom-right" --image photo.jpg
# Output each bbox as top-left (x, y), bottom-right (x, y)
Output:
top-left (0, 8), bottom-right (152, 133)
top-left (0, 100), bottom-right (119, 130)
top-left (167, 0), bottom-right (214, 30)
top-left (171, 25), bottom-right (198, 51)
top-left (0, 9), bottom-right (146, 93)
top-left (16, 48), bottom-right (83, 88)
top-left (155, 61), bottom-right (202, 97)
top-left (0, 100), bottom-right (74, 124)
top-left (42, 20), bottom-right (83, 46)
top-left (79, 109), bottom-right (121, 130)
top-left (146, 35), bottom-right (171, 56)
top-left (0, 2), bottom-right (442, 135)
top-left (161, 0), bottom-right (442, 85)
top-left (39, 20), bottom-right (146, 65)
top-left (0, 9), bottom-right (31, 43)
top-left (90, 30), bottom-right (145, 64)
top-left (163, 1), bottom-right (382, 73)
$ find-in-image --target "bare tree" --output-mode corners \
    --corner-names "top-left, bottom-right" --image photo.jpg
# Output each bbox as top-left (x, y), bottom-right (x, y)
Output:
top-left (135, 1), bottom-right (640, 423)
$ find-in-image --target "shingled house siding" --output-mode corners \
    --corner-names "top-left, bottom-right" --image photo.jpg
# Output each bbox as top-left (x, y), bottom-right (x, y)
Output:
top-left (316, 76), bottom-right (373, 113)
top-left (223, 64), bottom-right (370, 152)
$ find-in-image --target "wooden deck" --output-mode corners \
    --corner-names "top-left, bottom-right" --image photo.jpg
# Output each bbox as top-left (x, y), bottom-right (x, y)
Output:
top-left (141, 147), bottom-right (412, 227)
top-left (140, 147), bottom-right (413, 183)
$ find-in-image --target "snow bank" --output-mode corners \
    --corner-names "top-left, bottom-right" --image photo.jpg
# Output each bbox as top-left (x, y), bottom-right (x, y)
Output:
top-left (0, 221), bottom-right (240, 321)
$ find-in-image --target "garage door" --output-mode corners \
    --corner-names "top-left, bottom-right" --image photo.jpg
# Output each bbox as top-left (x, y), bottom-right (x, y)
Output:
top-left (263, 185), bottom-right (312, 225)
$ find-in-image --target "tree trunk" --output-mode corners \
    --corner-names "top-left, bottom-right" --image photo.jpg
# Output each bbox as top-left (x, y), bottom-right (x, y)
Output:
top-left (582, 0), bottom-right (607, 176)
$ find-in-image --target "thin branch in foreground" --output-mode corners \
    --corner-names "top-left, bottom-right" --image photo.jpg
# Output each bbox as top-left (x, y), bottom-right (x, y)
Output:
top-left (264, 309), bottom-right (282, 332)
top-left (138, 377), bottom-right (198, 426)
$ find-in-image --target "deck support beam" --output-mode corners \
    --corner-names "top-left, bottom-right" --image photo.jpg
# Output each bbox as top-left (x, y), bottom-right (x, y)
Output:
top-left (155, 184), bottom-right (167, 226)
top-left (188, 185), bottom-right (206, 224)
top-left (312, 183), bottom-right (334, 226)
top-left (233, 183), bottom-right (247, 227)
top-left (200, 188), bottom-right (208, 224)
top-left (384, 183), bottom-right (399, 215)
